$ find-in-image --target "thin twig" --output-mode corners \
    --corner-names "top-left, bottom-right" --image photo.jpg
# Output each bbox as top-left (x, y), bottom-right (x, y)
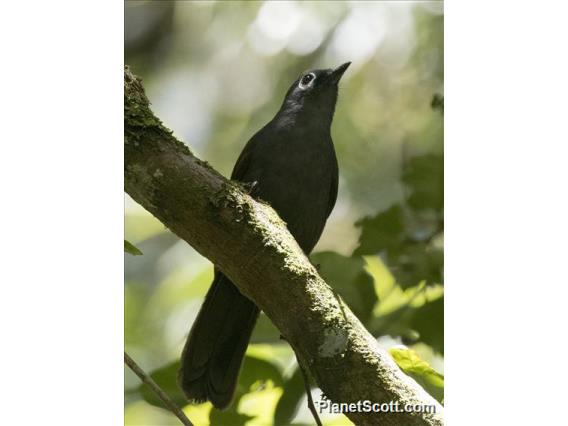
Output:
top-left (298, 361), bottom-right (323, 426)
top-left (124, 352), bottom-right (193, 426)
top-left (280, 335), bottom-right (322, 426)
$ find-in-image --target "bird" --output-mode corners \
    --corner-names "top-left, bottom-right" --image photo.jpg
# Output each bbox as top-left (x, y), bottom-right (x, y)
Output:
top-left (178, 62), bottom-right (351, 410)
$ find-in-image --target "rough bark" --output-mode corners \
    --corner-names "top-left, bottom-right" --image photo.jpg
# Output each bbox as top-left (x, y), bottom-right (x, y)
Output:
top-left (124, 66), bottom-right (444, 426)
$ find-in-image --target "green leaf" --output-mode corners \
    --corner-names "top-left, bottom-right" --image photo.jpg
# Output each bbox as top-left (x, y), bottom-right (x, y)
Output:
top-left (210, 408), bottom-right (254, 426)
top-left (245, 344), bottom-right (295, 374)
top-left (137, 360), bottom-right (187, 410)
top-left (237, 354), bottom-right (284, 392)
top-left (353, 205), bottom-right (405, 256)
top-left (136, 353), bottom-right (285, 413)
top-left (238, 387), bottom-right (283, 426)
top-left (387, 242), bottom-right (443, 288)
top-left (274, 367), bottom-right (304, 426)
top-left (403, 154), bottom-right (444, 212)
top-left (124, 239), bottom-right (143, 256)
top-left (370, 294), bottom-right (444, 354)
top-left (310, 252), bottom-right (377, 323)
top-left (409, 296), bottom-right (444, 354)
top-left (354, 204), bottom-right (443, 289)
top-left (390, 347), bottom-right (444, 403)
top-left (209, 354), bottom-right (284, 425)
top-left (363, 255), bottom-right (396, 304)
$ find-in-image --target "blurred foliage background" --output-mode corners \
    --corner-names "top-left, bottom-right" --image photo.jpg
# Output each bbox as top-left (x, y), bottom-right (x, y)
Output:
top-left (124, 1), bottom-right (443, 425)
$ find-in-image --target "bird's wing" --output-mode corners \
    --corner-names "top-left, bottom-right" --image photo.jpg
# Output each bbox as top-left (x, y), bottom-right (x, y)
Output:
top-left (230, 134), bottom-right (260, 182)
top-left (326, 147), bottom-right (339, 218)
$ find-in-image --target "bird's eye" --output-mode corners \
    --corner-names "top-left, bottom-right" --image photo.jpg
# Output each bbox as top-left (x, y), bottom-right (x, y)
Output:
top-left (299, 73), bottom-right (315, 89)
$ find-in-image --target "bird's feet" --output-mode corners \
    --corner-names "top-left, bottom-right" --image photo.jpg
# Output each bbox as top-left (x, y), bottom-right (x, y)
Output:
top-left (241, 180), bottom-right (258, 195)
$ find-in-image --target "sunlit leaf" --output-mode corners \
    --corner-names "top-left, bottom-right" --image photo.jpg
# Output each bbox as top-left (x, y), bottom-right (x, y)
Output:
top-left (210, 408), bottom-right (254, 426)
top-left (239, 387), bottom-right (284, 426)
top-left (124, 400), bottom-right (182, 426)
top-left (390, 347), bottom-right (444, 403)
top-left (246, 344), bottom-right (295, 373)
top-left (183, 402), bottom-right (213, 426)
top-left (370, 293), bottom-right (444, 354)
top-left (136, 353), bottom-right (285, 413)
top-left (363, 255), bottom-right (396, 303)
top-left (326, 415), bottom-right (355, 425)
top-left (366, 261), bottom-right (443, 318)
top-left (209, 355), bottom-right (283, 426)
top-left (238, 354), bottom-right (284, 392)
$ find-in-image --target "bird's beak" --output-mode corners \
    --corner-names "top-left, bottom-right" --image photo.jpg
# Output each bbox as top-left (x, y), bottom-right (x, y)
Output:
top-left (329, 62), bottom-right (351, 84)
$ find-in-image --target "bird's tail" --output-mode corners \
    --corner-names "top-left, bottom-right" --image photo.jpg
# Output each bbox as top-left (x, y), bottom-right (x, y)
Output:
top-left (178, 272), bottom-right (259, 409)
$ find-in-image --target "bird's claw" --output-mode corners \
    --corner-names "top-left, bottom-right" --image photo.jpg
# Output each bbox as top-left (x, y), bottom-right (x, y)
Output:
top-left (242, 181), bottom-right (258, 195)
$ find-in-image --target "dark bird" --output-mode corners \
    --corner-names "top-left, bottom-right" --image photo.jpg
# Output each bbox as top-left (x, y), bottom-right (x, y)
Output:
top-left (179, 62), bottom-right (351, 409)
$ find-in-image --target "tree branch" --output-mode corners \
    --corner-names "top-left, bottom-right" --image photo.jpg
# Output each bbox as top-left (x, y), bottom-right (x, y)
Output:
top-left (124, 352), bottom-right (193, 426)
top-left (124, 66), bottom-right (444, 426)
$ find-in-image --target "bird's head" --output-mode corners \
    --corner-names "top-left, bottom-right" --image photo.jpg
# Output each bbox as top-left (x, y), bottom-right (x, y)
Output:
top-left (279, 62), bottom-right (351, 127)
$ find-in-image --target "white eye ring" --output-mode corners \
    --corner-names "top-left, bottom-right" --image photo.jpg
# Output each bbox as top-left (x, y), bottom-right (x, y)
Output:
top-left (299, 73), bottom-right (316, 90)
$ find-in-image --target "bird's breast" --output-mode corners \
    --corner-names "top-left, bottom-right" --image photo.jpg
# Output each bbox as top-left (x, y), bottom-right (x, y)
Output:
top-left (244, 134), bottom-right (336, 252)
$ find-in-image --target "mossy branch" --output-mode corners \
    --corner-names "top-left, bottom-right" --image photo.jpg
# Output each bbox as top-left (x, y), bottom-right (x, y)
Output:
top-left (124, 66), bottom-right (444, 426)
